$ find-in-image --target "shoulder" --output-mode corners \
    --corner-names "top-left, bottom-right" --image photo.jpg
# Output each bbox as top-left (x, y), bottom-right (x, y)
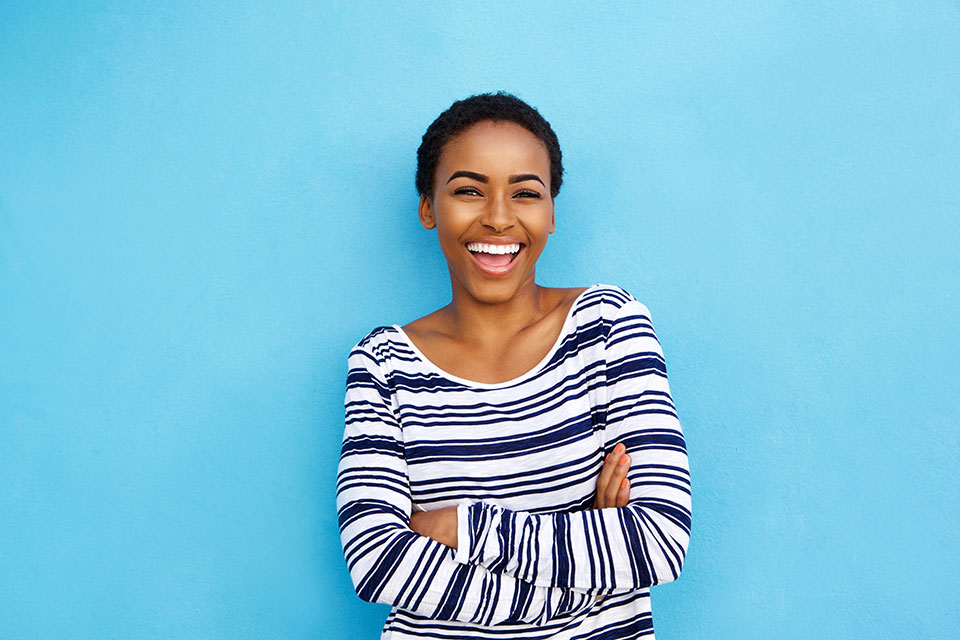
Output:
top-left (347, 325), bottom-right (410, 373)
top-left (574, 284), bottom-right (652, 321)
top-left (398, 306), bottom-right (450, 350)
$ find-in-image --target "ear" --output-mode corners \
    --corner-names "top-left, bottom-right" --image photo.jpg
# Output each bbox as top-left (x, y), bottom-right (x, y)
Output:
top-left (418, 194), bottom-right (436, 230)
top-left (549, 200), bottom-right (555, 234)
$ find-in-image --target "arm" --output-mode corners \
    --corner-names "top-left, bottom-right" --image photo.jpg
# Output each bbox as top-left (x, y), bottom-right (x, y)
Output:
top-left (451, 299), bottom-right (692, 591)
top-left (411, 443), bottom-right (634, 605)
top-left (336, 344), bottom-right (598, 625)
top-left (410, 443), bottom-right (634, 546)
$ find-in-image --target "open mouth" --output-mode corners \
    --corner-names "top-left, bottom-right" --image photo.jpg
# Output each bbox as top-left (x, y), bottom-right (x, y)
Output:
top-left (465, 241), bottom-right (523, 275)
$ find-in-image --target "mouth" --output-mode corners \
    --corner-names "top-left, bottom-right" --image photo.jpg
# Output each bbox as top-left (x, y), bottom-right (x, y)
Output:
top-left (465, 241), bottom-right (524, 277)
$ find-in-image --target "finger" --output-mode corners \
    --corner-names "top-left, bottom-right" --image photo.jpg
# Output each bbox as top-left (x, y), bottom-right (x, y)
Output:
top-left (603, 446), bottom-right (630, 507)
top-left (603, 451), bottom-right (630, 506)
top-left (594, 451), bottom-right (618, 508)
top-left (616, 477), bottom-right (631, 507)
top-left (595, 443), bottom-right (626, 508)
top-left (604, 453), bottom-right (630, 506)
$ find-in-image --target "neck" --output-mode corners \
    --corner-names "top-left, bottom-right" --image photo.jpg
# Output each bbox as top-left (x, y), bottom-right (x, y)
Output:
top-left (444, 272), bottom-right (547, 342)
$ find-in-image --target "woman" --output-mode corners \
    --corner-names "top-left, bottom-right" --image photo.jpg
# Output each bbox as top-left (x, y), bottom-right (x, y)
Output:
top-left (336, 92), bottom-right (691, 639)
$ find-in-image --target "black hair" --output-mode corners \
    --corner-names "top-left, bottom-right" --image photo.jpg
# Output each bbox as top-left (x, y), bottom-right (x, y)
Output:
top-left (416, 92), bottom-right (563, 199)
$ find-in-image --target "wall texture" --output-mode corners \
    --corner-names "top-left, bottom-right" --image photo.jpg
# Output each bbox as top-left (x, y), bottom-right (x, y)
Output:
top-left (1, 1), bottom-right (958, 638)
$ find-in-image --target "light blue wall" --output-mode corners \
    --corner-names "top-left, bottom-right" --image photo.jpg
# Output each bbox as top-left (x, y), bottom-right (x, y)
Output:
top-left (2, 2), bottom-right (958, 638)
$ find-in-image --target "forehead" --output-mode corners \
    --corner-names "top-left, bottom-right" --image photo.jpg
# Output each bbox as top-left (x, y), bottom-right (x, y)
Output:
top-left (437, 121), bottom-right (550, 173)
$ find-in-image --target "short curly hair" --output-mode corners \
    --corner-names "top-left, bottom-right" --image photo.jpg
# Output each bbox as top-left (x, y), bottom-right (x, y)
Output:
top-left (416, 92), bottom-right (563, 199)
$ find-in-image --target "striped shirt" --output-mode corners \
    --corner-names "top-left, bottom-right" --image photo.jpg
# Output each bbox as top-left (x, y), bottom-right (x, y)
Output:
top-left (336, 284), bottom-right (692, 639)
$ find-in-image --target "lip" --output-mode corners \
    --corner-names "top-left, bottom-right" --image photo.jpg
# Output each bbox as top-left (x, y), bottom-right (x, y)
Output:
top-left (465, 241), bottom-right (525, 277)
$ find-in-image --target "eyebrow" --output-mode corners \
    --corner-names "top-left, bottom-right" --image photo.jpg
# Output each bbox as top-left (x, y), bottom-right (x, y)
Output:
top-left (446, 171), bottom-right (545, 187)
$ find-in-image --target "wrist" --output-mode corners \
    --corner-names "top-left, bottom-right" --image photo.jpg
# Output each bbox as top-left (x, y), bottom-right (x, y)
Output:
top-left (443, 504), bottom-right (459, 548)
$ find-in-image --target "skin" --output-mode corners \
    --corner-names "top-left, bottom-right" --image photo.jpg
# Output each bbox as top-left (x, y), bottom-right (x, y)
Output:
top-left (405, 120), bottom-right (632, 551)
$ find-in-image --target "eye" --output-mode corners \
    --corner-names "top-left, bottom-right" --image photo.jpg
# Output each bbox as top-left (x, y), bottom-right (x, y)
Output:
top-left (454, 186), bottom-right (482, 196)
top-left (515, 190), bottom-right (542, 199)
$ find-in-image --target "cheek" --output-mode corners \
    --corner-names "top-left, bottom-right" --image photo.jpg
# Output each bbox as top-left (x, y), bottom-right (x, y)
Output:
top-left (524, 212), bottom-right (555, 243)
top-left (434, 225), bottom-right (465, 262)
top-left (433, 207), bottom-right (472, 246)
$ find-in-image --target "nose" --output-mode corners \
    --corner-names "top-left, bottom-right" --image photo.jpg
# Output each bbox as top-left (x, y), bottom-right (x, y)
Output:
top-left (478, 193), bottom-right (514, 232)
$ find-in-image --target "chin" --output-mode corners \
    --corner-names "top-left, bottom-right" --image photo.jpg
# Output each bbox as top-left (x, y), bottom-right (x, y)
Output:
top-left (461, 274), bottom-right (533, 305)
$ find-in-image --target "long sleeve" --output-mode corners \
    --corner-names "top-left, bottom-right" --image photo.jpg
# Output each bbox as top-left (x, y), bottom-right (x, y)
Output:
top-left (452, 299), bottom-right (692, 591)
top-left (336, 342), bottom-right (598, 626)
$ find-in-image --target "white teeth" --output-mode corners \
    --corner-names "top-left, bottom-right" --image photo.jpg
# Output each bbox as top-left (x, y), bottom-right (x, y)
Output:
top-left (466, 242), bottom-right (521, 254)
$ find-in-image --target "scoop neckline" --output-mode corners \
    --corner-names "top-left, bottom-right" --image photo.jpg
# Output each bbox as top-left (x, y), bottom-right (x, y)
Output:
top-left (391, 284), bottom-right (600, 389)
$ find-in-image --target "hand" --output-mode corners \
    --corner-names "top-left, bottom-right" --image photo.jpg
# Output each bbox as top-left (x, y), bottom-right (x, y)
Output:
top-left (409, 505), bottom-right (458, 549)
top-left (591, 442), bottom-right (631, 603)
top-left (593, 442), bottom-right (631, 510)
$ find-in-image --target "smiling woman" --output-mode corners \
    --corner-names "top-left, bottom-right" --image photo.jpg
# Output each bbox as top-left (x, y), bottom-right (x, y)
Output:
top-left (417, 118), bottom-right (556, 316)
top-left (336, 92), bottom-right (692, 639)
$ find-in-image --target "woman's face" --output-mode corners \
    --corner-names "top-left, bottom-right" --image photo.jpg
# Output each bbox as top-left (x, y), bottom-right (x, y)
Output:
top-left (419, 120), bottom-right (555, 305)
